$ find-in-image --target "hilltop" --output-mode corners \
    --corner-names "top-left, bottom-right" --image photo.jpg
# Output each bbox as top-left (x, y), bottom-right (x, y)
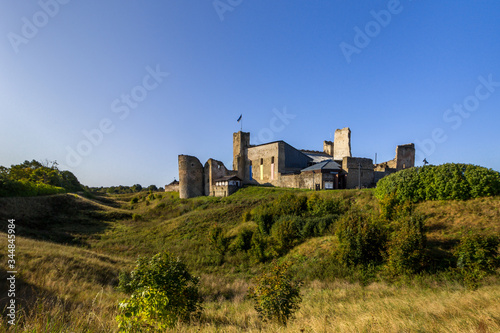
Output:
top-left (0, 187), bottom-right (499, 332)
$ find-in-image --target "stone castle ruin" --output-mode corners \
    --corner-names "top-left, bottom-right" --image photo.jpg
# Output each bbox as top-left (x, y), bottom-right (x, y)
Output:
top-left (178, 128), bottom-right (415, 198)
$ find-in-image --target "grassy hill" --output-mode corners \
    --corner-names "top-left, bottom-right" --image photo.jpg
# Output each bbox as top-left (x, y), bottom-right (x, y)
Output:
top-left (1, 187), bottom-right (499, 332)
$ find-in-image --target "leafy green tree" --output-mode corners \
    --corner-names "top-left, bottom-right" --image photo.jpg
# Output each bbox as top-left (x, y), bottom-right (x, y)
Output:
top-left (117, 252), bottom-right (202, 330)
top-left (132, 184), bottom-right (143, 192)
top-left (0, 160), bottom-right (83, 197)
top-left (147, 184), bottom-right (158, 192)
top-left (248, 261), bottom-right (302, 326)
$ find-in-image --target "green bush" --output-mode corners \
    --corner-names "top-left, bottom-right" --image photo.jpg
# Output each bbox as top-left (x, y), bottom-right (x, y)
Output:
top-left (301, 214), bottom-right (339, 237)
top-left (271, 216), bottom-right (304, 256)
top-left (386, 211), bottom-right (427, 276)
top-left (117, 252), bottom-right (202, 330)
top-left (130, 197), bottom-right (139, 204)
top-left (231, 228), bottom-right (254, 252)
top-left (248, 261), bottom-right (302, 326)
top-left (375, 164), bottom-right (500, 204)
top-left (336, 209), bottom-right (388, 267)
top-left (250, 230), bottom-right (268, 263)
top-left (252, 194), bottom-right (308, 235)
top-left (306, 194), bottom-right (345, 217)
top-left (454, 232), bottom-right (500, 288)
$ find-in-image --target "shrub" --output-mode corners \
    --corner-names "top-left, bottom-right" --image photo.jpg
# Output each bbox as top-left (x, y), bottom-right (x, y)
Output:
top-left (231, 228), bottom-right (254, 252)
top-left (386, 212), bottom-right (427, 276)
top-left (336, 209), bottom-right (388, 267)
top-left (130, 197), bottom-right (139, 204)
top-left (301, 214), bottom-right (339, 237)
top-left (248, 261), bottom-right (302, 326)
top-left (252, 205), bottom-right (274, 235)
top-left (306, 194), bottom-right (345, 217)
top-left (271, 216), bottom-right (304, 255)
top-left (250, 230), bottom-right (268, 263)
top-left (375, 164), bottom-right (500, 204)
top-left (117, 252), bottom-right (202, 330)
top-left (252, 194), bottom-right (308, 234)
top-left (454, 232), bottom-right (500, 288)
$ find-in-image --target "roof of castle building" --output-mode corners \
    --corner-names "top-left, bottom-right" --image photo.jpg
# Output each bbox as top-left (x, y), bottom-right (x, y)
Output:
top-left (301, 160), bottom-right (341, 172)
top-left (214, 175), bottom-right (242, 182)
top-left (302, 151), bottom-right (333, 163)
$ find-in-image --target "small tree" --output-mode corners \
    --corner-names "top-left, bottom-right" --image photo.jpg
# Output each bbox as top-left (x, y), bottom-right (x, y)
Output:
top-left (248, 261), bottom-right (302, 326)
top-left (336, 209), bottom-right (388, 267)
top-left (386, 212), bottom-right (427, 276)
top-left (117, 252), bottom-right (202, 330)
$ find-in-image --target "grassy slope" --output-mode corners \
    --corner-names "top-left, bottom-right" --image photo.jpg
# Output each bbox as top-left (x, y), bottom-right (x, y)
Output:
top-left (0, 188), bottom-right (499, 332)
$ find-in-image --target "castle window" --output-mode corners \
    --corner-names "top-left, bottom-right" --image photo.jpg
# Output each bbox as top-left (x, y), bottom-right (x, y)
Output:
top-left (271, 156), bottom-right (275, 180)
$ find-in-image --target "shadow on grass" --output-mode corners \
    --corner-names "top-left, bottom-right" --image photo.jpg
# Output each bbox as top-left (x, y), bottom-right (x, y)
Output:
top-left (0, 194), bottom-right (129, 246)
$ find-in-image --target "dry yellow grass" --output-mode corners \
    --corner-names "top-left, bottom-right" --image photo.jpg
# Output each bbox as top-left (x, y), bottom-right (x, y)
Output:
top-left (417, 197), bottom-right (500, 250)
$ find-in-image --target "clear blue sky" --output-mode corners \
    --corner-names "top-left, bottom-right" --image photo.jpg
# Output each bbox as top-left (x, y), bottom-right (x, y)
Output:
top-left (1, 1), bottom-right (499, 187)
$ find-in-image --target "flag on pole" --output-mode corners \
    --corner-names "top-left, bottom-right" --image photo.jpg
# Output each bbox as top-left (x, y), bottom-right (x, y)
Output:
top-left (237, 114), bottom-right (242, 122)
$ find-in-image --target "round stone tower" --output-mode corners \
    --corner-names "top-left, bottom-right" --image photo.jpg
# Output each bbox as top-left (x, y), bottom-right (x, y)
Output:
top-left (178, 155), bottom-right (204, 198)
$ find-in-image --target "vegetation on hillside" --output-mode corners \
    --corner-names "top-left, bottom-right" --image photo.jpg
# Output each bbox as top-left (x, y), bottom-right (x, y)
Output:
top-left (0, 176), bottom-right (499, 331)
top-left (375, 163), bottom-right (500, 203)
top-left (0, 160), bottom-right (83, 197)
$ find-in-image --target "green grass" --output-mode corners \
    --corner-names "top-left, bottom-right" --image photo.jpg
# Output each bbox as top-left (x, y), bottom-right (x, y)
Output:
top-left (0, 188), bottom-right (499, 332)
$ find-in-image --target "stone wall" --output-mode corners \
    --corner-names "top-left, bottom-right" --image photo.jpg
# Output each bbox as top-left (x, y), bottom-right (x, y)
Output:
top-left (204, 159), bottom-right (230, 196)
top-left (178, 155), bottom-right (204, 198)
top-left (333, 127), bottom-right (352, 160)
top-left (247, 142), bottom-right (280, 185)
top-left (164, 181), bottom-right (179, 192)
top-left (279, 172), bottom-right (315, 190)
top-left (342, 156), bottom-right (374, 189)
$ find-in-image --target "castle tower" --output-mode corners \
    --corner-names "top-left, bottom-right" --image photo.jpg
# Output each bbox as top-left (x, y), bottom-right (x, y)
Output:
top-left (233, 131), bottom-right (250, 181)
top-left (323, 140), bottom-right (334, 157)
top-left (178, 155), bottom-right (204, 198)
top-left (395, 144), bottom-right (415, 170)
top-left (333, 127), bottom-right (352, 161)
